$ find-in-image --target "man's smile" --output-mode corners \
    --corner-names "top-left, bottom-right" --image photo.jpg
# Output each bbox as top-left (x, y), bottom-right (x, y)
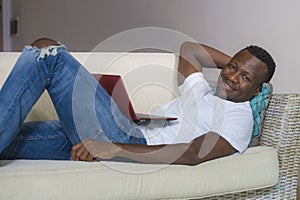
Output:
top-left (222, 77), bottom-right (238, 92)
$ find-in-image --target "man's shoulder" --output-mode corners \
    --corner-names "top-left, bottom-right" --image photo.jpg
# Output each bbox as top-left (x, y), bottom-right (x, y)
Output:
top-left (184, 72), bottom-right (205, 84)
top-left (212, 96), bottom-right (252, 115)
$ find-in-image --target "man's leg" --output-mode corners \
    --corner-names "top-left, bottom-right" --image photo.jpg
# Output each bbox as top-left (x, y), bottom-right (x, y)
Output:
top-left (0, 121), bottom-right (72, 160)
top-left (0, 42), bottom-right (57, 153)
top-left (34, 40), bottom-right (146, 145)
top-left (0, 38), bottom-right (145, 156)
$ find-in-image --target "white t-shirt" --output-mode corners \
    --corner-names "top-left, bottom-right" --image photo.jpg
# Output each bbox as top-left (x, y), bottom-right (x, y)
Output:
top-left (140, 72), bottom-right (253, 153)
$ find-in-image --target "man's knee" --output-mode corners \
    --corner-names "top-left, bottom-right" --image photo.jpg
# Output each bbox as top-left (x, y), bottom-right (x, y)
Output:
top-left (31, 38), bottom-right (59, 49)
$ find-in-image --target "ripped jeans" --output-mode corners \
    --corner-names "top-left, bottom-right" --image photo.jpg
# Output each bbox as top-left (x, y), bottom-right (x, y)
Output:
top-left (0, 45), bottom-right (146, 160)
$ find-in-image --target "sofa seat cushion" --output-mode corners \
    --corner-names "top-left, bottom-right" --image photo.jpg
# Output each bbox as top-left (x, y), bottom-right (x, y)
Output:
top-left (0, 146), bottom-right (278, 200)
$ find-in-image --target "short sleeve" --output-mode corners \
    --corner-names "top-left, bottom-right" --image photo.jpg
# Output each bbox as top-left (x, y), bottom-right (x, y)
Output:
top-left (223, 104), bottom-right (253, 153)
top-left (210, 98), bottom-right (253, 153)
top-left (178, 72), bottom-right (210, 97)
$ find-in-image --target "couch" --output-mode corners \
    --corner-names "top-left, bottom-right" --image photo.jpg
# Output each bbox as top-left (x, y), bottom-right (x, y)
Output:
top-left (0, 52), bottom-right (299, 200)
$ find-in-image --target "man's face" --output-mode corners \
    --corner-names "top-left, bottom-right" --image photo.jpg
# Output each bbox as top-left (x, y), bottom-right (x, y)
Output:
top-left (216, 50), bottom-right (268, 102)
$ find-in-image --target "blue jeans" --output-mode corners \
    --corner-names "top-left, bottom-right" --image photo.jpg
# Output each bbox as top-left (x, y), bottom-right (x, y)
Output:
top-left (0, 45), bottom-right (146, 160)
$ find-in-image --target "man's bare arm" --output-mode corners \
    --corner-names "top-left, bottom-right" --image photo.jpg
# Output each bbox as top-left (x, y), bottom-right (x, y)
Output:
top-left (72, 132), bottom-right (236, 166)
top-left (178, 42), bottom-right (232, 84)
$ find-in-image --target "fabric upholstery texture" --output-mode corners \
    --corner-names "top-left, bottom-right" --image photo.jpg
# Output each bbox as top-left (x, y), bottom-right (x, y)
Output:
top-left (0, 146), bottom-right (278, 200)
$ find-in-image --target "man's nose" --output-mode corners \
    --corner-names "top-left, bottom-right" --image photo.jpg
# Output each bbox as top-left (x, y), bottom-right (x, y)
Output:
top-left (227, 72), bottom-right (239, 83)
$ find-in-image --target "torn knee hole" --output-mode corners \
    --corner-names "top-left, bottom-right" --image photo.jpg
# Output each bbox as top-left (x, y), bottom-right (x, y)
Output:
top-left (31, 38), bottom-right (59, 49)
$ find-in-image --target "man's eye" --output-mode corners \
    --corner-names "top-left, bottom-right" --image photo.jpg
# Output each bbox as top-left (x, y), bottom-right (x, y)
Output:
top-left (229, 64), bottom-right (236, 69)
top-left (242, 75), bottom-right (249, 81)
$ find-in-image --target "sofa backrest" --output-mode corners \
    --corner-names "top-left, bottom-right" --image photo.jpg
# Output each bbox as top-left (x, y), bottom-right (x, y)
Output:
top-left (0, 52), bottom-right (182, 121)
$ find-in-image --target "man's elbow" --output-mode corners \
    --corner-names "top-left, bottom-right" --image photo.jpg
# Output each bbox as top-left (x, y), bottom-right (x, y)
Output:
top-left (178, 145), bottom-right (207, 166)
top-left (182, 133), bottom-right (237, 166)
top-left (180, 41), bottom-right (196, 55)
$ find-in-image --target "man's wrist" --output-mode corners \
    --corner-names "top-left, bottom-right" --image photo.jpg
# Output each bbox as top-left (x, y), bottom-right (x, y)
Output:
top-left (114, 143), bottom-right (125, 157)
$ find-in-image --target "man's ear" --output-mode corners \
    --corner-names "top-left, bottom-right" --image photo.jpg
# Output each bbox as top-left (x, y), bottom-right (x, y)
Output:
top-left (254, 84), bottom-right (263, 96)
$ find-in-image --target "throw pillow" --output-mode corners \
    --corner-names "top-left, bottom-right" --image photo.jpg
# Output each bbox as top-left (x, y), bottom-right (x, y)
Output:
top-left (249, 83), bottom-right (273, 147)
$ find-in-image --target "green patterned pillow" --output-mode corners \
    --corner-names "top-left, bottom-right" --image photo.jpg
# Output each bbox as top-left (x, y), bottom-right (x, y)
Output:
top-left (249, 83), bottom-right (273, 147)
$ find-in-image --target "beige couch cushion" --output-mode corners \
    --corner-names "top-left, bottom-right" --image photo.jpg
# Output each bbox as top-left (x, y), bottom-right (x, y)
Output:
top-left (0, 146), bottom-right (278, 200)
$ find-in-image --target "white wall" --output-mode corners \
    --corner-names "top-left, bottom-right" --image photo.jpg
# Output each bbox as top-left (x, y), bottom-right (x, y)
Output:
top-left (2, 0), bottom-right (11, 51)
top-left (197, 0), bottom-right (300, 95)
top-left (8, 0), bottom-right (300, 93)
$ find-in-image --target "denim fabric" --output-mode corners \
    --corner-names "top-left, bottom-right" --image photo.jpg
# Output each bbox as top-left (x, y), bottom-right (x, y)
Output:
top-left (0, 120), bottom-right (72, 160)
top-left (0, 45), bottom-right (146, 160)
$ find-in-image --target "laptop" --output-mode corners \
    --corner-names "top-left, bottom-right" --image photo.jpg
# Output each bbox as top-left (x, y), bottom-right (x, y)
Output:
top-left (93, 74), bottom-right (177, 125)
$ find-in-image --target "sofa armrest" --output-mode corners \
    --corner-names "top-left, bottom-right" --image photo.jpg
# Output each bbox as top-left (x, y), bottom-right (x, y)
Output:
top-left (203, 94), bottom-right (300, 199)
top-left (260, 94), bottom-right (300, 148)
top-left (259, 94), bottom-right (300, 198)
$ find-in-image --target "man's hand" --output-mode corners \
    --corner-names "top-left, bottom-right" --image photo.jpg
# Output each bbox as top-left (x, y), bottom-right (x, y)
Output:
top-left (71, 138), bottom-right (119, 161)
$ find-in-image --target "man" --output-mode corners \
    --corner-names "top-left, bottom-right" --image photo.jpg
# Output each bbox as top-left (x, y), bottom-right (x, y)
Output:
top-left (0, 38), bottom-right (276, 165)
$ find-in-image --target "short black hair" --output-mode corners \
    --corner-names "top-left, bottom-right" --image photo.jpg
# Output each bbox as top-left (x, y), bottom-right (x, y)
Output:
top-left (242, 45), bottom-right (276, 82)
